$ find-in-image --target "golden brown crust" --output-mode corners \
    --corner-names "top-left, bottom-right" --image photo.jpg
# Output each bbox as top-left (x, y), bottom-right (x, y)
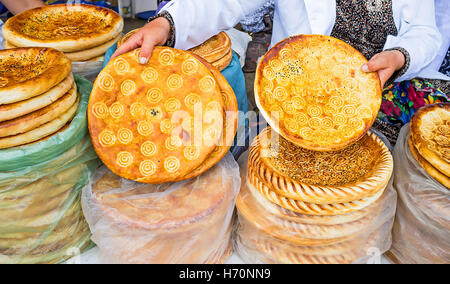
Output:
top-left (254, 35), bottom-right (381, 151)
top-left (0, 47), bottom-right (72, 105)
top-left (249, 127), bottom-right (393, 204)
top-left (410, 103), bottom-right (450, 178)
top-left (89, 47), bottom-right (224, 183)
top-left (180, 54), bottom-right (238, 180)
top-left (0, 95), bottom-right (79, 149)
top-left (409, 135), bottom-right (450, 189)
top-left (237, 178), bottom-right (383, 245)
top-left (189, 32), bottom-right (231, 63)
top-left (0, 74), bottom-right (74, 122)
top-left (212, 49), bottom-right (233, 71)
top-left (0, 86), bottom-right (77, 137)
top-left (248, 166), bottom-right (385, 216)
top-left (2, 4), bottom-right (123, 52)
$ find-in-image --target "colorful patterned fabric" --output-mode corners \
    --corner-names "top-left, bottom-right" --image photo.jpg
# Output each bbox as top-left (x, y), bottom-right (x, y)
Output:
top-left (378, 78), bottom-right (449, 126)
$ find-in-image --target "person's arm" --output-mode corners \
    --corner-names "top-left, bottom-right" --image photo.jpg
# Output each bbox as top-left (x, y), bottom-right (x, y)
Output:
top-left (113, 0), bottom-right (267, 63)
top-left (363, 0), bottom-right (442, 84)
top-left (1, 0), bottom-right (44, 15)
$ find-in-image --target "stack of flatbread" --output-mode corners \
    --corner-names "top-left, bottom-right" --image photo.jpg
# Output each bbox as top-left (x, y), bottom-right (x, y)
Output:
top-left (119, 31), bottom-right (233, 71)
top-left (409, 103), bottom-right (450, 189)
top-left (234, 35), bottom-right (395, 264)
top-left (0, 47), bottom-right (80, 149)
top-left (82, 154), bottom-right (238, 264)
top-left (236, 128), bottom-right (395, 264)
top-left (88, 46), bottom-right (238, 184)
top-left (2, 4), bottom-right (123, 63)
top-left (0, 136), bottom-right (98, 264)
top-left (388, 103), bottom-right (450, 264)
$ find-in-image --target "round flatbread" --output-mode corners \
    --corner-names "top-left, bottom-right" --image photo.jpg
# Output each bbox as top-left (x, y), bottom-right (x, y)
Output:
top-left (255, 35), bottom-right (382, 151)
top-left (410, 103), bottom-right (450, 178)
top-left (409, 135), bottom-right (450, 189)
top-left (5, 40), bottom-right (112, 62)
top-left (0, 95), bottom-right (79, 149)
top-left (181, 54), bottom-right (238, 180)
top-left (0, 74), bottom-right (74, 123)
top-left (0, 47), bottom-right (72, 105)
top-left (212, 49), bottom-right (233, 71)
top-left (0, 86), bottom-right (77, 138)
top-left (249, 127), bottom-right (393, 204)
top-left (88, 47), bottom-right (224, 183)
top-left (189, 32), bottom-right (231, 63)
top-left (2, 4), bottom-right (123, 52)
top-left (237, 179), bottom-right (388, 245)
top-left (248, 166), bottom-right (386, 216)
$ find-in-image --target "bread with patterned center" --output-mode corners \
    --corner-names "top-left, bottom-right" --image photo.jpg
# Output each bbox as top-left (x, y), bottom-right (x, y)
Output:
top-left (2, 4), bottom-right (123, 53)
top-left (249, 127), bottom-right (393, 204)
top-left (255, 35), bottom-right (381, 151)
top-left (88, 47), bottom-right (224, 183)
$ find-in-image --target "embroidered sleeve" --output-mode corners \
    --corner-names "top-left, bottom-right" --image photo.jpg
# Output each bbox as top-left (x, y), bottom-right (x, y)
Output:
top-left (384, 47), bottom-right (411, 85)
top-left (147, 11), bottom-right (176, 48)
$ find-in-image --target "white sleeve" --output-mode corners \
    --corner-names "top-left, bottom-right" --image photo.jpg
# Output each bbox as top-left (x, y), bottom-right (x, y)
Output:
top-left (385, 0), bottom-right (442, 81)
top-left (161, 0), bottom-right (268, 50)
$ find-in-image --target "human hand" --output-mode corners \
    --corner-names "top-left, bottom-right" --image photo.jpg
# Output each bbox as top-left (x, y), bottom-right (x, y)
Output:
top-left (111, 17), bottom-right (171, 64)
top-left (361, 50), bottom-right (405, 87)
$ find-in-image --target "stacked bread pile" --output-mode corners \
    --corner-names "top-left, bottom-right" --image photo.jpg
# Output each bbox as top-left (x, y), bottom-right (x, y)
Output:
top-left (2, 4), bottom-right (123, 63)
top-left (0, 47), bottom-right (99, 263)
top-left (0, 47), bottom-right (78, 149)
top-left (389, 103), bottom-right (449, 263)
top-left (0, 137), bottom-right (98, 264)
top-left (119, 31), bottom-right (232, 71)
top-left (84, 46), bottom-right (239, 263)
top-left (83, 153), bottom-right (239, 264)
top-left (234, 35), bottom-right (396, 264)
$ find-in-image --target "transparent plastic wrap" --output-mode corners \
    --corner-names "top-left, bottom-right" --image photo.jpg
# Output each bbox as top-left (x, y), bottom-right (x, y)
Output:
top-left (71, 61), bottom-right (104, 82)
top-left (0, 75), bottom-right (92, 171)
top-left (389, 125), bottom-right (450, 264)
top-left (233, 152), bottom-right (397, 264)
top-left (0, 136), bottom-right (101, 264)
top-left (81, 153), bottom-right (241, 264)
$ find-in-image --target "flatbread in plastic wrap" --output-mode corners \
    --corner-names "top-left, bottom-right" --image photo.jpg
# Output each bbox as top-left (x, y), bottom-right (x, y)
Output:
top-left (234, 151), bottom-right (397, 264)
top-left (389, 125), bottom-right (450, 264)
top-left (81, 153), bottom-right (240, 264)
top-left (0, 136), bottom-right (101, 264)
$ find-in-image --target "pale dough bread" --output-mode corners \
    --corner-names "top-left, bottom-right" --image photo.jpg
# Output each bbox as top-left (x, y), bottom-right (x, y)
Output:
top-left (2, 4), bottom-right (123, 52)
top-left (0, 86), bottom-right (77, 137)
top-left (0, 47), bottom-right (72, 105)
top-left (0, 95), bottom-right (79, 149)
top-left (0, 74), bottom-right (74, 122)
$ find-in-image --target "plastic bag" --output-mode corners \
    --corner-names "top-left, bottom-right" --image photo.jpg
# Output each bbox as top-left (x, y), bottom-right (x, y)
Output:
top-left (389, 125), bottom-right (450, 264)
top-left (81, 153), bottom-right (241, 264)
top-left (233, 151), bottom-right (397, 264)
top-left (71, 61), bottom-right (104, 82)
top-left (0, 136), bottom-right (101, 264)
top-left (0, 75), bottom-right (92, 171)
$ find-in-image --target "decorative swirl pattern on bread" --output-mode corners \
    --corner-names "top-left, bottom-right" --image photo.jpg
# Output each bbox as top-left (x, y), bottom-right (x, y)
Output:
top-left (255, 35), bottom-right (381, 151)
top-left (116, 151), bottom-right (134, 168)
top-left (88, 47), bottom-right (224, 183)
top-left (91, 102), bottom-right (109, 119)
